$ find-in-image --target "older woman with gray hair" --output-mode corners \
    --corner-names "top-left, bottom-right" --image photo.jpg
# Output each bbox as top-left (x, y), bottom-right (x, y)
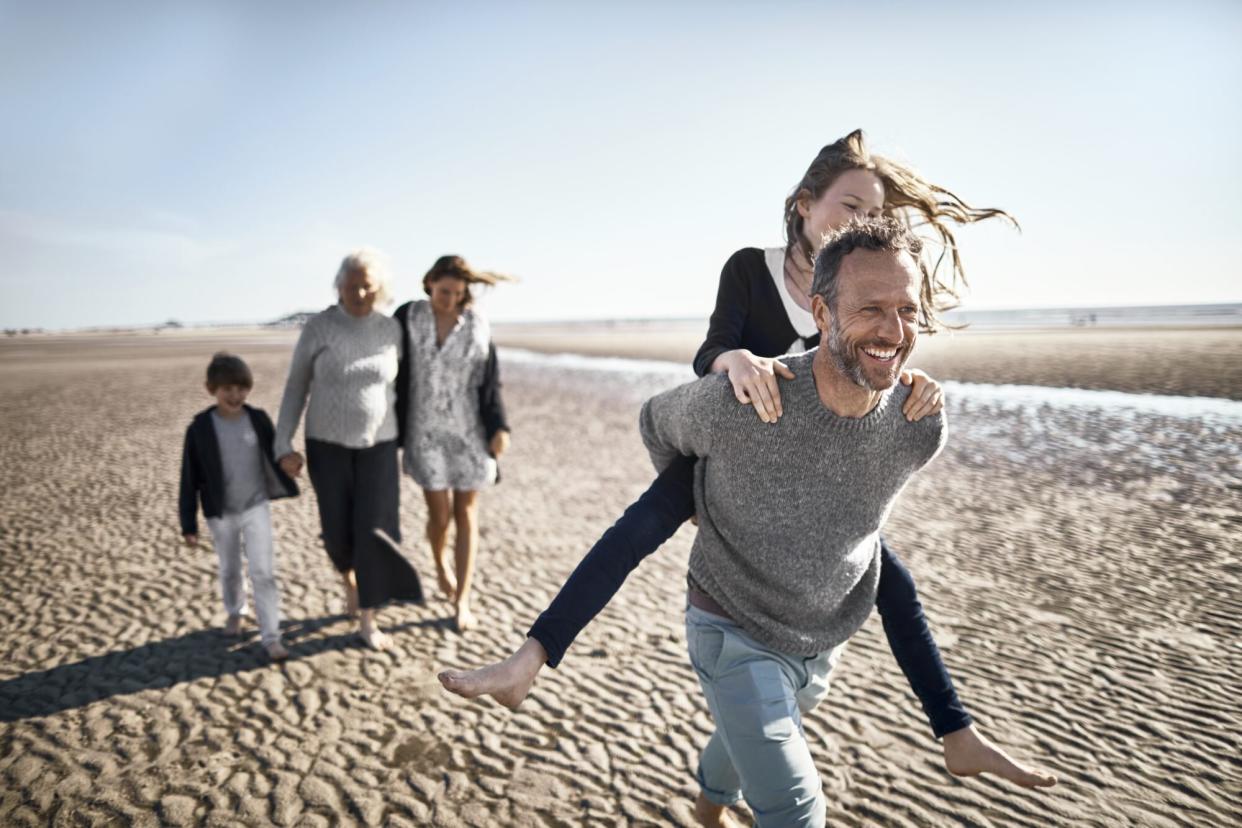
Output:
top-left (275, 248), bottom-right (423, 650)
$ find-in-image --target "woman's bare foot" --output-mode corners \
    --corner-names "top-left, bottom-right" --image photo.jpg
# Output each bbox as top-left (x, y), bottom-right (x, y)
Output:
top-left (434, 557), bottom-right (457, 602)
top-left (438, 637), bottom-right (546, 709)
top-left (341, 570), bottom-right (360, 619)
top-left (359, 609), bottom-right (391, 651)
top-left (943, 725), bottom-right (1057, 788)
top-left (224, 614), bottom-right (244, 636)
top-left (454, 600), bottom-right (476, 633)
top-left (694, 792), bottom-right (747, 827)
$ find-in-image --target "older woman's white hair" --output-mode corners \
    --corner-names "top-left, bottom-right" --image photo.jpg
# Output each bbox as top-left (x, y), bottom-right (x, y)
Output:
top-left (333, 247), bottom-right (395, 307)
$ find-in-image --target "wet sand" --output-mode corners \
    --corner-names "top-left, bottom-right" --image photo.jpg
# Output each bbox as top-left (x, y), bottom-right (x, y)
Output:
top-left (493, 322), bottom-right (1242, 400)
top-left (1, 330), bottom-right (1239, 826)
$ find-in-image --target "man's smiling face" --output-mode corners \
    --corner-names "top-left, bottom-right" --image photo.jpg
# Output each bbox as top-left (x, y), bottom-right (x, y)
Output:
top-left (821, 247), bottom-right (921, 392)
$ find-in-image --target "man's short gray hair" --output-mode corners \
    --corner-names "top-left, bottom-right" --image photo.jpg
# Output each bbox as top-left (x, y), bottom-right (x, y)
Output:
top-left (333, 247), bottom-right (394, 307)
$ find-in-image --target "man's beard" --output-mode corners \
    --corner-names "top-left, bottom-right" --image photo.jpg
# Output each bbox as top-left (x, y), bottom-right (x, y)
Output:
top-left (827, 316), bottom-right (903, 392)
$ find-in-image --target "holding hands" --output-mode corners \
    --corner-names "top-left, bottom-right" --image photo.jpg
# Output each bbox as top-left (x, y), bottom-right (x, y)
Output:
top-left (278, 451), bottom-right (305, 478)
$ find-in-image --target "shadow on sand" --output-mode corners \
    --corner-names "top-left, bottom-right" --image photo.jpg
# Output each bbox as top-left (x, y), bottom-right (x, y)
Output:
top-left (0, 611), bottom-right (448, 722)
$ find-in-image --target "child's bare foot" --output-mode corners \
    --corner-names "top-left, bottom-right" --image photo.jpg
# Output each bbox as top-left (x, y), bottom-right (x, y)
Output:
top-left (438, 637), bottom-right (546, 710)
top-left (341, 570), bottom-right (360, 619)
top-left (224, 614), bottom-right (244, 636)
top-left (265, 639), bottom-right (290, 661)
top-left (434, 557), bottom-right (457, 602)
top-left (943, 725), bottom-right (1057, 788)
top-left (694, 792), bottom-right (747, 828)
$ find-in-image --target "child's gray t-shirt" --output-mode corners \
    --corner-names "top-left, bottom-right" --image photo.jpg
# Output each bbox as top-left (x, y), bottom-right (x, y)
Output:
top-left (211, 411), bottom-right (268, 515)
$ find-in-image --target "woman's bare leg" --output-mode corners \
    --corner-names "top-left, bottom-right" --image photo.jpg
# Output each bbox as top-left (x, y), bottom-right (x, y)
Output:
top-left (422, 489), bottom-right (456, 601)
top-left (439, 637), bottom-right (546, 708)
top-left (451, 489), bottom-right (479, 631)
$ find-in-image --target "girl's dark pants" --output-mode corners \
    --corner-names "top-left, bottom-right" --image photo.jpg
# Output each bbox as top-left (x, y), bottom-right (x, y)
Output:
top-left (527, 454), bottom-right (972, 739)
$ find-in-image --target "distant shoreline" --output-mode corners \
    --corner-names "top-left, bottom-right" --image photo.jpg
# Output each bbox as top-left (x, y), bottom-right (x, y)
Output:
top-left (4, 318), bottom-right (1239, 400)
top-left (5, 300), bottom-right (1239, 337)
top-left (490, 323), bottom-right (1242, 401)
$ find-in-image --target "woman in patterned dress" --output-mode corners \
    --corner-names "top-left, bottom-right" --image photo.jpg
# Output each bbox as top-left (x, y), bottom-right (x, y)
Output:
top-left (395, 255), bottom-right (512, 632)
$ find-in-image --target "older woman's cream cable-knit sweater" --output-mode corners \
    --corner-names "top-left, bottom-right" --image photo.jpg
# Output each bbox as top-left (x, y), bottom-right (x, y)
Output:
top-left (274, 304), bottom-right (402, 458)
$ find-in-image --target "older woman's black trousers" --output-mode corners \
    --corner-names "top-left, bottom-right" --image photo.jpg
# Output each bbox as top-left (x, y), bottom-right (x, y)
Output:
top-left (305, 438), bottom-right (423, 609)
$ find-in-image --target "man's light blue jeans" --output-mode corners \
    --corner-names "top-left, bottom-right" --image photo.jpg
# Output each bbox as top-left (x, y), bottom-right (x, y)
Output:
top-left (685, 604), bottom-right (844, 827)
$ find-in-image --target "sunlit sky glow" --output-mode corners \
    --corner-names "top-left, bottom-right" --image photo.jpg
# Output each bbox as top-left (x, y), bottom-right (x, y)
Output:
top-left (2, 1), bottom-right (1239, 329)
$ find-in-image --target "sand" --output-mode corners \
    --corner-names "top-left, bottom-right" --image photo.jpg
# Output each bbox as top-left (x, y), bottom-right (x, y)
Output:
top-left (493, 322), bottom-right (1242, 400)
top-left (1, 330), bottom-right (1240, 826)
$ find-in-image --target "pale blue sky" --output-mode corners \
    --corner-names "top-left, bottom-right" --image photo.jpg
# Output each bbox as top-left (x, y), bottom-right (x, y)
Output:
top-left (2, 1), bottom-right (1239, 329)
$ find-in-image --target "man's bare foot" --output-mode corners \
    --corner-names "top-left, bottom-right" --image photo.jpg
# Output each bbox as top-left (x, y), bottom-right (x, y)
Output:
top-left (265, 639), bottom-right (290, 661)
top-left (943, 725), bottom-right (1057, 788)
top-left (438, 637), bottom-right (546, 710)
top-left (434, 557), bottom-right (457, 602)
top-left (694, 791), bottom-right (746, 828)
top-left (454, 602), bottom-right (476, 633)
top-left (342, 570), bottom-right (360, 619)
top-left (224, 614), bottom-right (244, 636)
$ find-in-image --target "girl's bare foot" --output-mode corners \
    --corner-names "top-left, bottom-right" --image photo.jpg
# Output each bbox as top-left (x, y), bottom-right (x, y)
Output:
top-left (943, 725), bottom-right (1057, 788)
top-left (438, 637), bottom-right (546, 709)
top-left (225, 614), bottom-right (244, 636)
top-left (694, 792), bottom-right (746, 828)
top-left (341, 570), bottom-right (360, 619)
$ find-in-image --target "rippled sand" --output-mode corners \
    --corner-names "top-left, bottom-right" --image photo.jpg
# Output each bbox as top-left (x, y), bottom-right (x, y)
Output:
top-left (1, 332), bottom-right (1239, 826)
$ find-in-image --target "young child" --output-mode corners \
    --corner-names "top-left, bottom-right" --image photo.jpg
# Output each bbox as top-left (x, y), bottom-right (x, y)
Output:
top-left (179, 352), bottom-right (298, 660)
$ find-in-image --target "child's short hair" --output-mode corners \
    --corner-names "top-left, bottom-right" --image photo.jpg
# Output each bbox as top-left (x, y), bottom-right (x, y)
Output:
top-left (206, 352), bottom-right (254, 390)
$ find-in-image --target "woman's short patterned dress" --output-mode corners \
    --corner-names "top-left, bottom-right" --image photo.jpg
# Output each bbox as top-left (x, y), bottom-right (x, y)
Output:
top-left (401, 300), bottom-right (498, 491)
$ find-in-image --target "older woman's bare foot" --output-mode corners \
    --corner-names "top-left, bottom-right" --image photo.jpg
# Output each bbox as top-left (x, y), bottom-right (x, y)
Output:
top-left (359, 609), bottom-right (391, 651)
top-left (943, 725), bottom-right (1057, 788)
top-left (341, 570), bottom-right (360, 619)
top-left (438, 637), bottom-right (546, 709)
top-left (694, 792), bottom-right (747, 827)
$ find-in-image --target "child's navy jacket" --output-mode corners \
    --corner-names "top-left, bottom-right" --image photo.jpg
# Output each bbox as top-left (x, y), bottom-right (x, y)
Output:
top-left (178, 404), bottom-right (299, 536)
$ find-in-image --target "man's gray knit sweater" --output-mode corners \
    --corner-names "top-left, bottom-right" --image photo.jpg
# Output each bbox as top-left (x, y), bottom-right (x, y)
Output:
top-left (639, 349), bottom-right (946, 656)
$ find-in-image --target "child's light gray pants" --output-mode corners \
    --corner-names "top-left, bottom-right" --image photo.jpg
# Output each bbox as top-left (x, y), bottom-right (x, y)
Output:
top-left (207, 501), bottom-right (281, 645)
